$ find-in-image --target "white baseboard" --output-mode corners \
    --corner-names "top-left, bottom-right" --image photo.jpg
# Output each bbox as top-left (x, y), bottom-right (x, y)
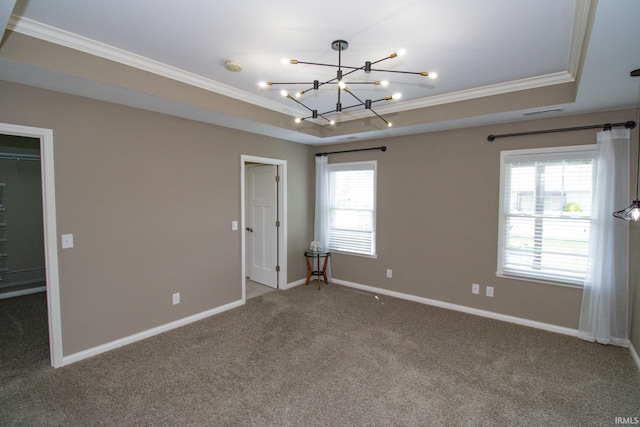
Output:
top-left (59, 277), bottom-right (639, 374)
top-left (61, 299), bottom-right (244, 367)
top-left (0, 286), bottom-right (46, 299)
top-left (630, 342), bottom-right (640, 373)
top-left (281, 278), bottom-right (306, 290)
top-left (332, 279), bottom-right (579, 338)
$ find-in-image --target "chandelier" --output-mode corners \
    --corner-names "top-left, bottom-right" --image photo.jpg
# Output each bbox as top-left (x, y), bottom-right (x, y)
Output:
top-left (259, 40), bottom-right (437, 127)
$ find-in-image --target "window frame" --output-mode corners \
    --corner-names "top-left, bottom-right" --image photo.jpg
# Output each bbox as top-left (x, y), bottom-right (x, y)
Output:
top-left (327, 160), bottom-right (377, 258)
top-left (496, 144), bottom-right (597, 288)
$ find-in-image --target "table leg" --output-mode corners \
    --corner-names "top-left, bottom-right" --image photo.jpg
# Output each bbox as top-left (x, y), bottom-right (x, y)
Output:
top-left (305, 256), bottom-right (312, 286)
top-left (316, 255), bottom-right (321, 290)
top-left (322, 255), bottom-right (329, 284)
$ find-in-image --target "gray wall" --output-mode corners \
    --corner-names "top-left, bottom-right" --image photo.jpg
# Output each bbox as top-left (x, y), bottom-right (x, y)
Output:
top-left (1, 78), bottom-right (638, 362)
top-left (0, 80), bottom-right (314, 355)
top-left (317, 109), bottom-right (639, 344)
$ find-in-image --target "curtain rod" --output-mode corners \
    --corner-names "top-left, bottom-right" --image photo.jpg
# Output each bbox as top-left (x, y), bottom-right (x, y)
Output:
top-left (315, 146), bottom-right (387, 157)
top-left (487, 121), bottom-right (636, 142)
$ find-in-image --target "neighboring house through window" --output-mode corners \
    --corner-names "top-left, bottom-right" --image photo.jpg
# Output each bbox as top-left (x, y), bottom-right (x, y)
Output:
top-left (328, 161), bottom-right (377, 257)
top-left (497, 145), bottom-right (596, 285)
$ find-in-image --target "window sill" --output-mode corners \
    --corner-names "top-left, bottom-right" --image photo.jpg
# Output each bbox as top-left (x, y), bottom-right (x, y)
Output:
top-left (495, 272), bottom-right (583, 289)
top-left (330, 250), bottom-right (378, 260)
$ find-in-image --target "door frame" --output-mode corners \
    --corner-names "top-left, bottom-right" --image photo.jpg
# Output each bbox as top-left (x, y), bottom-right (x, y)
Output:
top-left (240, 155), bottom-right (287, 301)
top-left (0, 122), bottom-right (62, 368)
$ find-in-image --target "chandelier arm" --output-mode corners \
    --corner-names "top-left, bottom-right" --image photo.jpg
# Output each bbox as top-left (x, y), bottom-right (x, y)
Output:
top-left (368, 55), bottom-right (394, 66)
top-left (342, 103), bottom-right (365, 111)
top-left (369, 108), bottom-right (391, 126)
top-left (294, 61), bottom-right (362, 71)
top-left (343, 88), bottom-right (365, 105)
top-left (340, 67), bottom-right (364, 78)
top-left (302, 79), bottom-right (337, 96)
top-left (319, 102), bottom-right (365, 116)
top-left (368, 69), bottom-right (428, 76)
top-left (341, 81), bottom-right (384, 85)
top-left (288, 96), bottom-right (333, 123)
top-left (267, 82), bottom-right (326, 85)
top-left (371, 96), bottom-right (393, 104)
top-left (297, 76), bottom-right (350, 97)
top-left (342, 89), bottom-right (390, 126)
top-left (318, 108), bottom-right (340, 116)
top-left (286, 94), bottom-right (317, 114)
top-left (301, 113), bottom-right (333, 123)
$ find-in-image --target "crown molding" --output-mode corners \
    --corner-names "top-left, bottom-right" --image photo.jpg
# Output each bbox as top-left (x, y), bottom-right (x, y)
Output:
top-left (7, 13), bottom-right (583, 124)
top-left (568, 0), bottom-right (595, 78)
top-left (329, 71), bottom-right (575, 123)
top-left (7, 15), bottom-right (304, 117)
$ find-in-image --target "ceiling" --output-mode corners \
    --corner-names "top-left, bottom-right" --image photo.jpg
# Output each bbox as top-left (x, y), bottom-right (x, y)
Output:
top-left (1, 0), bottom-right (639, 145)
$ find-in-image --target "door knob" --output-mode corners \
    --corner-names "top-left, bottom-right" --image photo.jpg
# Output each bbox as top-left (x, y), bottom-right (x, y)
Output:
top-left (246, 227), bottom-right (253, 232)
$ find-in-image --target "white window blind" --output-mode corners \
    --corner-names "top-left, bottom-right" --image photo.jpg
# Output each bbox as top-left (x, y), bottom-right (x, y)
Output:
top-left (498, 145), bottom-right (596, 285)
top-left (328, 161), bottom-right (376, 256)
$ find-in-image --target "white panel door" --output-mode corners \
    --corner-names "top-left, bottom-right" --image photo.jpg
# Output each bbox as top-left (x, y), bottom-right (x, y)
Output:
top-left (247, 165), bottom-right (278, 288)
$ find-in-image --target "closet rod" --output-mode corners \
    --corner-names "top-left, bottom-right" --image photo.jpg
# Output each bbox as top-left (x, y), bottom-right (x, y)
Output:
top-left (0, 153), bottom-right (41, 161)
top-left (487, 121), bottom-right (636, 142)
top-left (315, 145), bottom-right (386, 157)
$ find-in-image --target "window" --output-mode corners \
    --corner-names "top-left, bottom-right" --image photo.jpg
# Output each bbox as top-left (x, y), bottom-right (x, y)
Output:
top-left (497, 145), bottom-right (596, 285)
top-left (328, 161), bottom-right (376, 256)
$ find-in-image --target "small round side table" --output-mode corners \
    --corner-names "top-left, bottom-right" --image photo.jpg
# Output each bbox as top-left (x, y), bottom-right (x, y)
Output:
top-left (304, 250), bottom-right (331, 290)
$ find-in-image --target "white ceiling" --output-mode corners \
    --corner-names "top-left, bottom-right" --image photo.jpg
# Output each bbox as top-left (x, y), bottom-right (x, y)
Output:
top-left (2, 0), bottom-right (640, 145)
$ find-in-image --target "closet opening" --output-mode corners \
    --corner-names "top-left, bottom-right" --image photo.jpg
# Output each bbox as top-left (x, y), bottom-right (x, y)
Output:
top-left (0, 134), bottom-right (48, 366)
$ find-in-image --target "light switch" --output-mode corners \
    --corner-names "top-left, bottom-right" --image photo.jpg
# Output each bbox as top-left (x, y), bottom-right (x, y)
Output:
top-left (232, 221), bottom-right (238, 231)
top-left (61, 234), bottom-right (74, 249)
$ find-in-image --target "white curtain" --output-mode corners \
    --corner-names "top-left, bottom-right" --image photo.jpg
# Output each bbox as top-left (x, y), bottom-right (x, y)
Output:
top-left (314, 155), bottom-right (331, 279)
top-left (578, 129), bottom-right (630, 346)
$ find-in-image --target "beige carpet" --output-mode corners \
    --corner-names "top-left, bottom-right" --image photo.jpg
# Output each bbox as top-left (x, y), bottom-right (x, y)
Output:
top-left (1, 283), bottom-right (639, 426)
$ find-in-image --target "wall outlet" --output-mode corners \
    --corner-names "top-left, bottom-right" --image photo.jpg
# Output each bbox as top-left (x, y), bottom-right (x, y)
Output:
top-left (472, 283), bottom-right (480, 294)
top-left (172, 293), bottom-right (180, 305)
top-left (386, 269), bottom-right (392, 278)
top-left (486, 286), bottom-right (494, 297)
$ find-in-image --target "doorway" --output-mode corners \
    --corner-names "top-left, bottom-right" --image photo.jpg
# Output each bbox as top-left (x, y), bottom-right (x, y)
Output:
top-left (246, 164), bottom-right (278, 288)
top-left (240, 156), bottom-right (287, 302)
top-left (0, 123), bottom-right (61, 368)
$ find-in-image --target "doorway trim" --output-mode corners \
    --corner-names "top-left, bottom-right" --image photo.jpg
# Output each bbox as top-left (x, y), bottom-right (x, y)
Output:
top-left (0, 122), bottom-right (62, 368)
top-left (240, 155), bottom-right (287, 302)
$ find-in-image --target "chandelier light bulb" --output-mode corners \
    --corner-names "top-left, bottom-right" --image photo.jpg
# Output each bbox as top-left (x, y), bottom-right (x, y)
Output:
top-left (429, 72), bottom-right (438, 79)
top-left (392, 93), bottom-right (402, 100)
top-left (387, 122), bottom-right (393, 127)
top-left (330, 120), bottom-right (335, 125)
top-left (281, 58), bottom-right (290, 65)
top-left (632, 207), bottom-right (640, 221)
top-left (295, 117), bottom-right (302, 123)
top-left (280, 90), bottom-right (288, 97)
top-left (258, 81), bottom-right (268, 88)
top-left (381, 80), bottom-right (389, 87)
top-left (397, 49), bottom-right (407, 56)
top-left (338, 80), bottom-right (346, 89)
top-left (296, 92), bottom-right (302, 98)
